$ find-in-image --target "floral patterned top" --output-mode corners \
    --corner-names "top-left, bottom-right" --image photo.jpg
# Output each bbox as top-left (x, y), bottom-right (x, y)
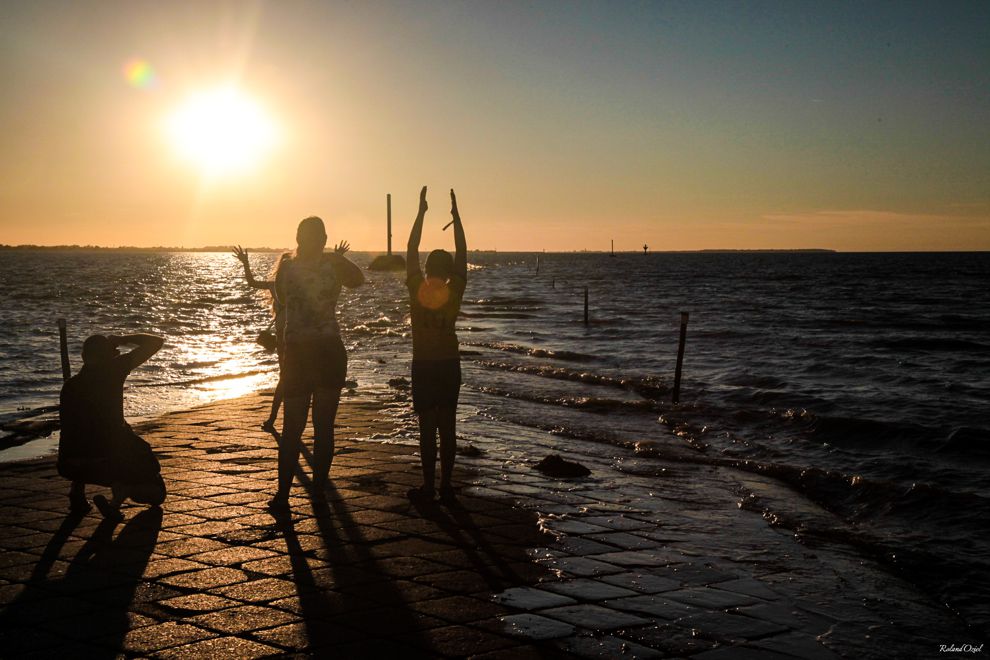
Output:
top-left (275, 254), bottom-right (341, 343)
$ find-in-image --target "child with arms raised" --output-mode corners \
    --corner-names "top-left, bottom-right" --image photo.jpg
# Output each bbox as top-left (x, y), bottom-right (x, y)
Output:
top-left (406, 186), bottom-right (467, 504)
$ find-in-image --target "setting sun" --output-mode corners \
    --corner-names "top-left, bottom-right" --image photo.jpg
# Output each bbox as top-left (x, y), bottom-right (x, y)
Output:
top-left (165, 87), bottom-right (279, 176)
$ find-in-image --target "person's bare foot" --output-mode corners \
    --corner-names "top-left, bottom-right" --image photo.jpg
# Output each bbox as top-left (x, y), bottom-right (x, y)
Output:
top-left (261, 419), bottom-right (277, 434)
top-left (438, 486), bottom-right (459, 506)
top-left (407, 486), bottom-right (436, 504)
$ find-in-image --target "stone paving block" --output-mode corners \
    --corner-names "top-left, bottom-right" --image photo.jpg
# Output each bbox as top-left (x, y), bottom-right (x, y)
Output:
top-left (112, 621), bottom-right (215, 654)
top-left (715, 576), bottom-right (780, 601)
top-left (408, 595), bottom-right (505, 624)
top-left (140, 557), bottom-right (206, 579)
top-left (540, 604), bottom-right (650, 631)
top-left (501, 613), bottom-right (577, 640)
top-left (159, 566), bottom-right (249, 589)
top-left (732, 601), bottom-right (813, 630)
top-left (237, 555), bottom-right (295, 577)
top-left (364, 537), bottom-right (458, 559)
top-left (185, 545), bottom-right (279, 567)
top-left (158, 593), bottom-right (241, 613)
top-left (153, 512), bottom-right (206, 528)
top-left (189, 603), bottom-right (299, 634)
top-left (617, 622), bottom-right (722, 656)
top-left (581, 515), bottom-right (654, 531)
top-left (156, 635), bottom-right (283, 659)
top-left (413, 569), bottom-right (499, 594)
top-left (373, 555), bottom-right (449, 578)
top-left (605, 594), bottom-right (705, 620)
top-left (329, 606), bottom-right (448, 636)
top-left (492, 586), bottom-right (577, 610)
top-left (166, 520), bottom-right (248, 537)
top-left (417, 548), bottom-right (486, 570)
top-left (539, 519), bottom-right (613, 536)
top-left (385, 579), bottom-right (449, 604)
top-left (407, 623), bottom-right (519, 657)
top-left (0, 550), bottom-right (41, 569)
top-left (585, 531), bottom-right (658, 550)
top-left (0, 581), bottom-right (25, 604)
top-left (154, 537), bottom-right (230, 558)
top-left (186, 505), bottom-right (259, 520)
top-left (666, 563), bottom-right (737, 586)
top-left (552, 536), bottom-right (619, 555)
top-left (692, 643), bottom-right (796, 659)
top-left (0, 529), bottom-right (51, 551)
top-left (750, 631), bottom-right (844, 659)
top-left (600, 572), bottom-right (681, 594)
top-left (675, 611), bottom-right (791, 642)
top-left (664, 586), bottom-right (759, 610)
top-left (249, 619), bottom-right (366, 650)
top-left (590, 550), bottom-right (679, 568)
top-left (213, 577), bottom-right (300, 603)
top-left (470, 644), bottom-right (561, 660)
top-left (326, 637), bottom-right (424, 658)
top-left (554, 632), bottom-right (664, 659)
top-left (540, 578), bottom-right (639, 602)
top-left (541, 556), bottom-right (624, 578)
top-left (4, 559), bottom-right (73, 584)
top-left (210, 491), bottom-right (270, 506)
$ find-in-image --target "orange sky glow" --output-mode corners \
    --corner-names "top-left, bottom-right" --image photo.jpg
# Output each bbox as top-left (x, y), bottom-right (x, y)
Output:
top-left (1, 2), bottom-right (987, 252)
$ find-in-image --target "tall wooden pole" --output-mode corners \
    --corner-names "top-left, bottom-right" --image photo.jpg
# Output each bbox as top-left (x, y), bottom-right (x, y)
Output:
top-left (672, 311), bottom-right (689, 404)
top-left (57, 318), bottom-right (70, 381)
top-left (386, 193), bottom-right (392, 256)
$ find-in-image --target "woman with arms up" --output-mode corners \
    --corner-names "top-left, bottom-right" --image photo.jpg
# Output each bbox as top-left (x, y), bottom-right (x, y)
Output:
top-left (270, 218), bottom-right (364, 508)
top-left (233, 246), bottom-right (286, 433)
top-left (406, 187), bottom-right (467, 504)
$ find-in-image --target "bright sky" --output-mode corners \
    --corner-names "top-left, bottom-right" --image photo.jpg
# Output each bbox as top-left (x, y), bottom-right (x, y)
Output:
top-left (1, 1), bottom-right (988, 251)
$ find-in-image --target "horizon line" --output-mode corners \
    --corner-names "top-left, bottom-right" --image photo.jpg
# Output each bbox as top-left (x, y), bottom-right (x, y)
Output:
top-left (2, 244), bottom-right (989, 254)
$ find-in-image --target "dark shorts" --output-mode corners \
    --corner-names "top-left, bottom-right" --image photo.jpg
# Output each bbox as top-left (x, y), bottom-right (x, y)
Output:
top-left (283, 336), bottom-right (347, 397)
top-left (411, 359), bottom-right (461, 412)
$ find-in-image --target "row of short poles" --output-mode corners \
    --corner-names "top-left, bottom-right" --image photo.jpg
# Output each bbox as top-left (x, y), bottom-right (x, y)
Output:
top-left (538, 257), bottom-right (690, 404)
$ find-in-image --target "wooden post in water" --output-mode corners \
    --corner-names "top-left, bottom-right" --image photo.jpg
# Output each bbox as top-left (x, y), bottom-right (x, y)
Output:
top-left (672, 311), bottom-right (689, 404)
top-left (386, 193), bottom-right (392, 256)
top-left (583, 287), bottom-right (589, 325)
top-left (57, 318), bottom-right (70, 381)
top-left (536, 255), bottom-right (540, 274)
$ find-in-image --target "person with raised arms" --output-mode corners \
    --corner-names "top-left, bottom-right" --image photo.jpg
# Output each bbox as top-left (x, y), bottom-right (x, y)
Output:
top-left (406, 186), bottom-right (467, 505)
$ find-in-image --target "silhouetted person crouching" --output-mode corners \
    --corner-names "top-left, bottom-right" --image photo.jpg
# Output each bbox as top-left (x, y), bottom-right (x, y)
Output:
top-left (58, 333), bottom-right (166, 520)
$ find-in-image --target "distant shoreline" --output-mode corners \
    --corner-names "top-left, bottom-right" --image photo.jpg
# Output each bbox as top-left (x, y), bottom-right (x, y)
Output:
top-left (3, 245), bottom-right (839, 253)
top-left (3, 245), bottom-right (987, 254)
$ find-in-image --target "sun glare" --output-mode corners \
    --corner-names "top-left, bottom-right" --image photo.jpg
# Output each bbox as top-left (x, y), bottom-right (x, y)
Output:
top-left (166, 87), bottom-right (279, 176)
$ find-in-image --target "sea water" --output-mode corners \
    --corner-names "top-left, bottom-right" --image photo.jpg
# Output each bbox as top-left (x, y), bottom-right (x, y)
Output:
top-left (0, 249), bottom-right (987, 631)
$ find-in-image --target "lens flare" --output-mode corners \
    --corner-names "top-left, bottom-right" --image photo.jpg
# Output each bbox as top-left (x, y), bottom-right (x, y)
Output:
top-left (124, 58), bottom-right (157, 89)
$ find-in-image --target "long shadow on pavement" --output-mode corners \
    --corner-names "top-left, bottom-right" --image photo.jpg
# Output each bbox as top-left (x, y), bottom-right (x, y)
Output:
top-left (0, 507), bottom-right (162, 657)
